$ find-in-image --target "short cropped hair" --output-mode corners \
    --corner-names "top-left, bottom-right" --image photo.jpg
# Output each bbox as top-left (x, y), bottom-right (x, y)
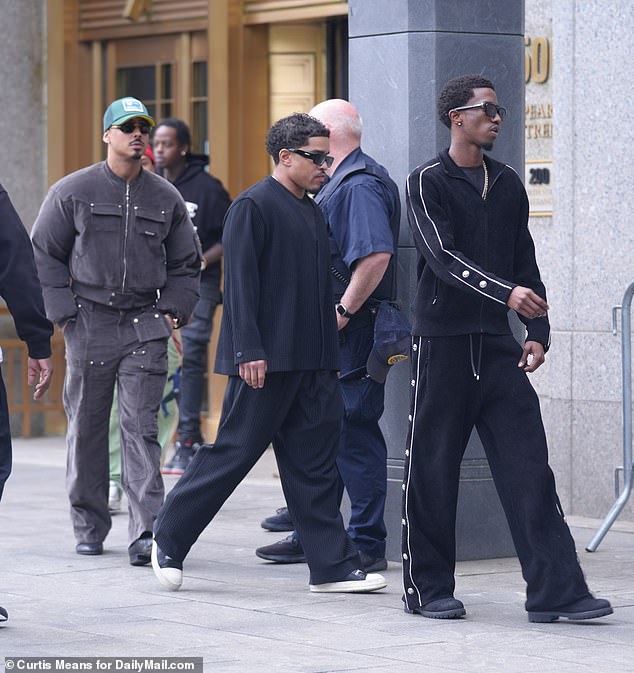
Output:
top-left (153, 118), bottom-right (192, 148)
top-left (437, 74), bottom-right (496, 128)
top-left (265, 113), bottom-right (329, 164)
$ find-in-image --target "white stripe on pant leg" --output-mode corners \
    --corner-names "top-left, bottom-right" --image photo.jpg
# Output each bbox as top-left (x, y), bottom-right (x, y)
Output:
top-left (402, 335), bottom-right (423, 607)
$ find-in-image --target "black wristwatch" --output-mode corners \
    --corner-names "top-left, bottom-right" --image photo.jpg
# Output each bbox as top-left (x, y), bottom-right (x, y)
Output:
top-left (336, 303), bottom-right (355, 319)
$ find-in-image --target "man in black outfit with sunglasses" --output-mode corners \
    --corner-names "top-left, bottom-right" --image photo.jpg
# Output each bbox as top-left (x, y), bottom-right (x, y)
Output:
top-left (32, 97), bottom-right (201, 565)
top-left (151, 113), bottom-right (387, 595)
top-left (402, 74), bottom-right (612, 622)
top-left (256, 99), bottom-right (400, 573)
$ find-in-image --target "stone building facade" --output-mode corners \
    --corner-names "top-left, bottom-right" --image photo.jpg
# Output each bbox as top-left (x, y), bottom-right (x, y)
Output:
top-left (0, 0), bottom-right (631, 526)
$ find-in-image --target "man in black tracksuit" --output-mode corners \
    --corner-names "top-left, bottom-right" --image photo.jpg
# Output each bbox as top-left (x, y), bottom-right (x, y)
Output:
top-left (151, 113), bottom-right (387, 594)
top-left (153, 119), bottom-right (231, 474)
top-left (402, 74), bottom-right (612, 622)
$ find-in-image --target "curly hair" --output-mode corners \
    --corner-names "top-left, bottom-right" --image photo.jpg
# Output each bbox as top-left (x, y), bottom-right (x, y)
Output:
top-left (153, 118), bottom-right (192, 148)
top-left (437, 74), bottom-right (496, 128)
top-left (265, 113), bottom-right (329, 164)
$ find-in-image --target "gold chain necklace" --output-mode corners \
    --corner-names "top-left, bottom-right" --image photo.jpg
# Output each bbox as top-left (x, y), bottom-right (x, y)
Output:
top-left (481, 159), bottom-right (489, 200)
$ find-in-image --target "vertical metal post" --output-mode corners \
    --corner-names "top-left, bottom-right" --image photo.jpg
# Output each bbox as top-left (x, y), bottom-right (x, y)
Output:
top-left (586, 281), bottom-right (634, 551)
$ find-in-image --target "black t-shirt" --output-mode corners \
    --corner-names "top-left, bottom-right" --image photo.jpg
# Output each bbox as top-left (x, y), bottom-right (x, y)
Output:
top-left (461, 165), bottom-right (485, 196)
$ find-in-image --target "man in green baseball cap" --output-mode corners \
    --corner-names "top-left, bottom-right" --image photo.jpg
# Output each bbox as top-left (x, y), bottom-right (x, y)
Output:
top-left (32, 94), bottom-right (201, 568)
top-left (103, 96), bottom-right (155, 132)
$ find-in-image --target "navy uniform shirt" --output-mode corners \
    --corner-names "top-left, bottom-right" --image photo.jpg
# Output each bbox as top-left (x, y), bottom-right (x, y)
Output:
top-left (315, 147), bottom-right (397, 301)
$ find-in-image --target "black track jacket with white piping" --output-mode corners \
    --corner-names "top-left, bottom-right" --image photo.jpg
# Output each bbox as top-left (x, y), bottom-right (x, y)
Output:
top-left (406, 149), bottom-right (550, 348)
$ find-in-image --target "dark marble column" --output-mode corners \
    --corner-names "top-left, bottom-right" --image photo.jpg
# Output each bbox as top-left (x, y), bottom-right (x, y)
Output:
top-left (0, 0), bottom-right (46, 228)
top-left (348, 0), bottom-right (524, 561)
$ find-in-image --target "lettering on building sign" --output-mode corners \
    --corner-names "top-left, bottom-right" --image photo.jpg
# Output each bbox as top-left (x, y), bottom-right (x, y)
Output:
top-left (525, 35), bottom-right (553, 217)
top-left (526, 123), bottom-right (553, 140)
top-left (525, 102), bottom-right (552, 140)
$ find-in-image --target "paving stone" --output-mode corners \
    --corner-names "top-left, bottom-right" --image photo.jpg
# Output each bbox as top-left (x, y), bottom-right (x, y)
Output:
top-left (1, 436), bottom-right (632, 673)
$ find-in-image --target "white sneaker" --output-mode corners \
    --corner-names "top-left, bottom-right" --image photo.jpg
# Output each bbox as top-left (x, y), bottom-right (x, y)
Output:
top-left (309, 569), bottom-right (387, 593)
top-left (151, 541), bottom-right (183, 591)
top-left (108, 480), bottom-right (122, 512)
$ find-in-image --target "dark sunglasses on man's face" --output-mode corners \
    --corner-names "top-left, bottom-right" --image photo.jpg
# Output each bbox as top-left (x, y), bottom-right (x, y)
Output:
top-left (450, 101), bottom-right (507, 121)
top-left (111, 121), bottom-right (152, 135)
top-left (288, 148), bottom-right (334, 168)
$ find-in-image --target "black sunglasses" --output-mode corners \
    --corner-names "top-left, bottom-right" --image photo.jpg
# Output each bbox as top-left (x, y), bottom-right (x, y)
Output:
top-left (288, 148), bottom-right (334, 168)
top-left (450, 101), bottom-right (507, 120)
top-left (111, 120), bottom-right (152, 135)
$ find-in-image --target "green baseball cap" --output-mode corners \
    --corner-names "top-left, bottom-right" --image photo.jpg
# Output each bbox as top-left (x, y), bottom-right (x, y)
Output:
top-left (103, 97), bottom-right (155, 132)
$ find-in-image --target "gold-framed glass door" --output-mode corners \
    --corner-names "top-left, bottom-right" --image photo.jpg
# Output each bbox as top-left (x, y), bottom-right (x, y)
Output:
top-left (106, 35), bottom-right (179, 123)
top-left (191, 59), bottom-right (208, 154)
top-left (104, 32), bottom-right (208, 151)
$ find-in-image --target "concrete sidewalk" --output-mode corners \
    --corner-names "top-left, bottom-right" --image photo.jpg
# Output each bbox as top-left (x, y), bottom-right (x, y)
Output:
top-left (1, 436), bottom-right (633, 672)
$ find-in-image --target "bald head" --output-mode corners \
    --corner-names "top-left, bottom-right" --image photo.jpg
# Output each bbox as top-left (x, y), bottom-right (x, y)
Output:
top-left (310, 99), bottom-right (363, 139)
top-left (309, 99), bottom-right (363, 169)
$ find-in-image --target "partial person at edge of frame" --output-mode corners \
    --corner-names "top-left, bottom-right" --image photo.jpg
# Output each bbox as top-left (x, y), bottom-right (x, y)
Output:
top-left (0, 182), bottom-right (54, 622)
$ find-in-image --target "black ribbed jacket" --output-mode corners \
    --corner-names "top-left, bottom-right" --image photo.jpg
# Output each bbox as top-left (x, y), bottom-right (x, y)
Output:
top-left (215, 176), bottom-right (339, 375)
top-left (406, 149), bottom-right (550, 347)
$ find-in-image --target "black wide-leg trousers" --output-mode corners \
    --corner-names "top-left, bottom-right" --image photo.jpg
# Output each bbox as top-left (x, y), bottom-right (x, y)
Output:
top-left (402, 334), bottom-right (591, 612)
top-left (154, 370), bottom-right (360, 585)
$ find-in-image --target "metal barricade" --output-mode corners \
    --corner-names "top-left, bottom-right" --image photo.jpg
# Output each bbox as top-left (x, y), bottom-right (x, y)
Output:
top-left (586, 281), bottom-right (634, 552)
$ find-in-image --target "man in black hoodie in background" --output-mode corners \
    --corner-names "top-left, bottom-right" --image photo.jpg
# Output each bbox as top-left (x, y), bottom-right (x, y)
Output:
top-left (153, 119), bottom-right (231, 475)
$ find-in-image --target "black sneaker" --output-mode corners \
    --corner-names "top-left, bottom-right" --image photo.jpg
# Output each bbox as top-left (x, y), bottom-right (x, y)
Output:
top-left (128, 531), bottom-right (153, 566)
top-left (255, 532), bottom-right (306, 563)
top-left (0, 606), bottom-right (8, 622)
top-left (310, 569), bottom-right (387, 593)
top-left (405, 597), bottom-right (466, 619)
top-left (527, 596), bottom-right (613, 623)
top-left (260, 506), bottom-right (294, 532)
top-left (161, 440), bottom-right (200, 476)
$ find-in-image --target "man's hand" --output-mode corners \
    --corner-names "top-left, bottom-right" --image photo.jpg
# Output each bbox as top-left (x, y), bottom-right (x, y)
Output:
top-left (28, 357), bottom-right (53, 400)
top-left (239, 360), bottom-right (267, 389)
top-left (337, 252), bottom-right (391, 331)
top-left (518, 341), bottom-right (545, 373)
top-left (164, 313), bottom-right (179, 329)
top-left (335, 309), bottom-right (350, 331)
top-left (507, 286), bottom-right (549, 320)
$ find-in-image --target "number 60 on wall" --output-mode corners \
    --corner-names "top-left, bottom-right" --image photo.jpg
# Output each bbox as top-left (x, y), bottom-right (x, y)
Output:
top-left (525, 36), bottom-right (552, 84)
